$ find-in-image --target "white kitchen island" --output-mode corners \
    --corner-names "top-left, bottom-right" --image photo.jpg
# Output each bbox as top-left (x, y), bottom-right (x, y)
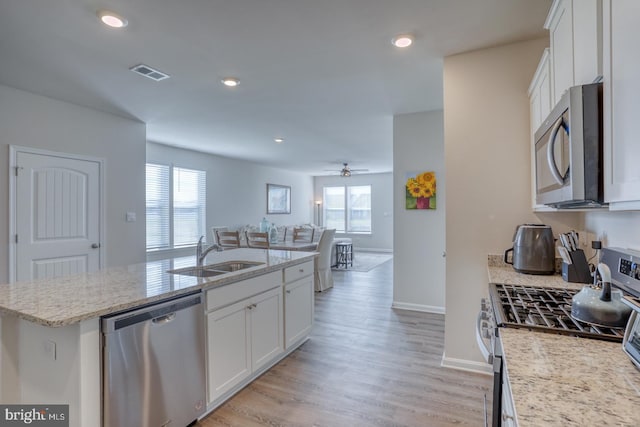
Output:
top-left (0, 248), bottom-right (316, 427)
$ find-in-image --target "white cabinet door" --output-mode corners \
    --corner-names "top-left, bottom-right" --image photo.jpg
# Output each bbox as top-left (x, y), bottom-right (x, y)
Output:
top-left (547, 0), bottom-right (574, 104)
top-left (529, 49), bottom-right (553, 210)
top-left (573, 0), bottom-right (602, 85)
top-left (546, 0), bottom-right (601, 105)
top-left (284, 275), bottom-right (314, 349)
top-left (603, 0), bottom-right (640, 206)
top-left (250, 287), bottom-right (283, 371)
top-left (529, 49), bottom-right (552, 134)
top-left (206, 299), bottom-right (251, 403)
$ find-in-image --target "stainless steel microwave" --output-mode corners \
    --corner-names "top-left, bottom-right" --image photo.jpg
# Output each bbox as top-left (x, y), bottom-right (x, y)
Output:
top-left (534, 83), bottom-right (605, 208)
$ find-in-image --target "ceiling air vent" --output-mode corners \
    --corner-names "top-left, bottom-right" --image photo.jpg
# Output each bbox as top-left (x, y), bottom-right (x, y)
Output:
top-left (129, 64), bottom-right (170, 81)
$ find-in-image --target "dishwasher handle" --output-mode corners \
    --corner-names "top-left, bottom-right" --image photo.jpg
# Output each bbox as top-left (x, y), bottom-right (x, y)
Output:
top-left (152, 312), bottom-right (176, 325)
top-left (102, 292), bottom-right (202, 333)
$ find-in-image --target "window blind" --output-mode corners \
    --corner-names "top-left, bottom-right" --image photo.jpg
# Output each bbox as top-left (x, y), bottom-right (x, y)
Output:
top-left (347, 185), bottom-right (372, 232)
top-left (146, 163), bottom-right (170, 250)
top-left (173, 167), bottom-right (206, 247)
top-left (322, 185), bottom-right (371, 233)
top-left (323, 186), bottom-right (346, 232)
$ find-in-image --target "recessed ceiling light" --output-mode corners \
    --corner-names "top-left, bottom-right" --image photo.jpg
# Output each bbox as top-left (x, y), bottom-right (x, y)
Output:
top-left (392, 34), bottom-right (414, 48)
top-left (98, 10), bottom-right (128, 28)
top-left (274, 138), bottom-right (284, 144)
top-left (221, 77), bottom-right (240, 87)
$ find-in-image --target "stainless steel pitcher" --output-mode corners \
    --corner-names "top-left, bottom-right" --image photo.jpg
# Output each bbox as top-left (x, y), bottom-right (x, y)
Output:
top-left (504, 224), bottom-right (555, 275)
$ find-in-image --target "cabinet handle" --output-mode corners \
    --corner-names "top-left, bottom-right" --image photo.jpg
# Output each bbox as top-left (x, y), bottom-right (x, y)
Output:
top-left (286, 290), bottom-right (291, 294)
top-left (299, 268), bottom-right (304, 273)
top-left (502, 413), bottom-right (515, 422)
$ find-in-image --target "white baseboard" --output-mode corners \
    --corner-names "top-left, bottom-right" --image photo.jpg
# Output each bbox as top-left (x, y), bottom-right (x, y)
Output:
top-left (441, 352), bottom-right (492, 375)
top-left (391, 301), bottom-right (445, 314)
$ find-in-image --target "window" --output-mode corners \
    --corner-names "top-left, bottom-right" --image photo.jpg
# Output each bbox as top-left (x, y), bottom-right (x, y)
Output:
top-left (146, 164), bottom-right (170, 250)
top-left (146, 164), bottom-right (206, 250)
top-left (323, 185), bottom-right (371, 233)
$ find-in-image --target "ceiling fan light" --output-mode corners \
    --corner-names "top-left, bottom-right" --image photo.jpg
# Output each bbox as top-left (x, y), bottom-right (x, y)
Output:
top-left (392, 34), bottom-right (414, 48)
top-left (98, 10), bottom-right (128, 28)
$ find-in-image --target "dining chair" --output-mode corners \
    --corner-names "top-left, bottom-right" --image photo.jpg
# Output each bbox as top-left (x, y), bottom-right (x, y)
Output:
top-left (211, 226), bottom-right (228, 245)
top-left (275, 226), bottom-right (288, 242)
top-left (245, 231), bottom-right (270, 249)
top-left (215, 230), bottom-right (240, 248)
top-left (314, 229), bottom-right (336, 292)
top-left (293, 227), bottom-right (314, 243)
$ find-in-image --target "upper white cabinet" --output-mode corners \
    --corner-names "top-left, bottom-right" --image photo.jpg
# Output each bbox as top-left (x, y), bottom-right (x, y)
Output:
top-left (602, 0), bottom-right (640, 208)
top-left (528, 49), bottom-right (553, 210)
top-left (545, 0), bottom-right (602, 105)
top-left (572, 0), bottom-right (602, 85)
top-left (546, 0), bottom-right (574, 104)
top-left (528, 49), bottom-right (552, 134)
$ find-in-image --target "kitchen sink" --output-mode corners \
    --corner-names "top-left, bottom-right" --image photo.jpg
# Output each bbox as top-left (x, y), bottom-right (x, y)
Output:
top-left (167, 261), bottom-right (264, 277)
top-left (205, 261), bottom-right (264, 272)
top-left (167, 266), bottom-right (227, 278)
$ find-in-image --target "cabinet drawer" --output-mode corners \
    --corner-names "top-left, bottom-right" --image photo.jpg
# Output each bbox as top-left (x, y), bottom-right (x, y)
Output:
top-left (206, 270), bottom-right (281, 312)
top-left (283, 261), bottom-right (314, 283)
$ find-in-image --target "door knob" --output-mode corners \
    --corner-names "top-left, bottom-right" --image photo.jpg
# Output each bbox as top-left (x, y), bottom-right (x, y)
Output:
top-left (91, 243), bottom-right (101, 249)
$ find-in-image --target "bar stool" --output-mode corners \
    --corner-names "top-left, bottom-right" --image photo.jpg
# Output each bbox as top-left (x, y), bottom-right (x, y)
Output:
top-left (334, 242), bottom-right (353, 269)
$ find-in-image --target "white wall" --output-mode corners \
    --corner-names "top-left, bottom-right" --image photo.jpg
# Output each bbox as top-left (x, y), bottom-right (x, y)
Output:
top-left (392, 111), bottom-right (446, 313)
top-left (442, 39), bottom-right (583, 370)
top-left (313, 173), bottom-right (393, 251)
top-left (147, 142), bottom-right (314, 247)
top-left (584, 211), bottom-right (640, 252)
top-left (0, 84), bottom-right (147, 283)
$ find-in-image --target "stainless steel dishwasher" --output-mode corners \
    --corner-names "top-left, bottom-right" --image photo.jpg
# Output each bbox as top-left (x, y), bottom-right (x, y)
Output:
top-left (102, 291), bottom-right (206, 427)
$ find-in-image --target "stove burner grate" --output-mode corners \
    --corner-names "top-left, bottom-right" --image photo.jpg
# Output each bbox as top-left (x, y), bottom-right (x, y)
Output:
top-left (489, 283), bottom-right (625, 342)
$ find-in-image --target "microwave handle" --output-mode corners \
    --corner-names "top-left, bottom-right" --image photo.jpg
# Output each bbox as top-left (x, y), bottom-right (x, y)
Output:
top-left (546, 117), bottom-right (569, 185)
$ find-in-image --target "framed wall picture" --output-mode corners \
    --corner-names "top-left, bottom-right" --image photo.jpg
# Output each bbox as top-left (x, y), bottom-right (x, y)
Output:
top-left (405, 171), bottom-right (436, 209)
top-left (267, 184), bottom-right (291, 214)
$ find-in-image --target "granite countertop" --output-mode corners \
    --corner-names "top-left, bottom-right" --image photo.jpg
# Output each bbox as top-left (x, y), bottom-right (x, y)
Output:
top-left (487, 254), bottom-right (584, 291)
top-left (500, 328), bottom-right (640, 427)
top-left (0, 248), bottom-right (316, 327)
top-left (487, 255), bottom-right (640, 426)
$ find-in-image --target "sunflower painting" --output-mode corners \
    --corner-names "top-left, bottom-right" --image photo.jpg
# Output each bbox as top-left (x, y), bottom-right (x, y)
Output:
top-left (406, 171), bottom-right (436, 209)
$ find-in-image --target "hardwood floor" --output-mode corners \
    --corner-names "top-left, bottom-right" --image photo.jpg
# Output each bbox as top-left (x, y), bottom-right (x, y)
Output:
top-left (198, 258), bottom-right (492, 427)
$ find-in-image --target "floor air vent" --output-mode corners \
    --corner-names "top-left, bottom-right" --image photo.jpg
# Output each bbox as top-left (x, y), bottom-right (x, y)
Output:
top-left (129, 64), bottom-right (170, 81)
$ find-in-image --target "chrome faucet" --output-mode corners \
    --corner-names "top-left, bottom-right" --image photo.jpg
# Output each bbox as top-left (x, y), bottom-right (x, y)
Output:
top-left (196, 236), bottom-right (222, 267)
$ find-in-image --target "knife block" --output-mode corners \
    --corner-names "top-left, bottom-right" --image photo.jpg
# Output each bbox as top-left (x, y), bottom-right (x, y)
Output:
top-left (562, 249), bottom-right (592, 284)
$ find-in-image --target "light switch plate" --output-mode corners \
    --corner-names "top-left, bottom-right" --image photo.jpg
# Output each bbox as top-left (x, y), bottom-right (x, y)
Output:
top-left (126, 212), bottom-right (136, 222)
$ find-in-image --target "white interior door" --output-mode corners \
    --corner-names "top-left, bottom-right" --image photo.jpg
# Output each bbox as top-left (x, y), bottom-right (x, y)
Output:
top-left (13, 150), bottom-right (102, 282)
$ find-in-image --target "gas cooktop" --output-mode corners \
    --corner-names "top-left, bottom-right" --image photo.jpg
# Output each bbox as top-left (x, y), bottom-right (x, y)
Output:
top-left (489, 283), bottom-right (626, 342)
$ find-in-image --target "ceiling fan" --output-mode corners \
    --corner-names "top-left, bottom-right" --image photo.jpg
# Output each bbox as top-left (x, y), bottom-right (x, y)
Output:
top-left (325, 163), bottom-right (369, 177)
